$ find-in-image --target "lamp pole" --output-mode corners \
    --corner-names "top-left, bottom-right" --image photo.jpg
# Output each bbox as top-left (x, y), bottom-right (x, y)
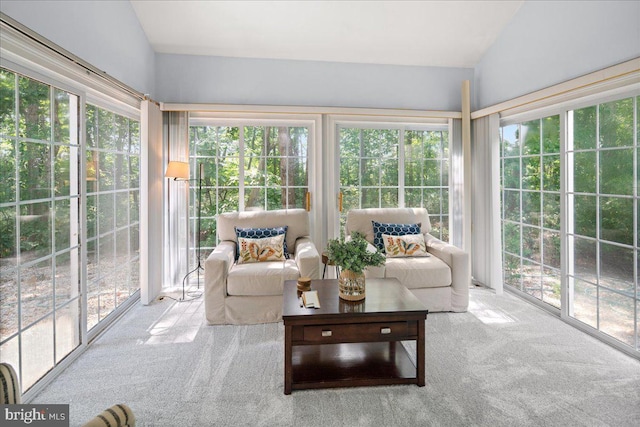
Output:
top-left (181, 162), bottom-right (204, 300)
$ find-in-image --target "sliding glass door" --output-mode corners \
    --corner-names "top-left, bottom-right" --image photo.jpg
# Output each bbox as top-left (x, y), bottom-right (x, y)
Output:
top-left (500, 94), bottom-right (639, 353)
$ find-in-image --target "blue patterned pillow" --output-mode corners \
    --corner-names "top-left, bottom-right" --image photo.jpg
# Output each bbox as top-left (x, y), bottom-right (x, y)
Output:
top-left (234, 226), bottom-right (288, 260)
top-left (371, 221), bottom-right (421, 251)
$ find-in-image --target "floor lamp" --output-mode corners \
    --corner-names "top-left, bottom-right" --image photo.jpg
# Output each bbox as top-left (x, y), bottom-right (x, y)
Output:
top-left (165, 160), bottom-right (204, 301)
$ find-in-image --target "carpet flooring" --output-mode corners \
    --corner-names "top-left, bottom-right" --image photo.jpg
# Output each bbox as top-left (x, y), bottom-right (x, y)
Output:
top-left (33, 287), bottom-right (640, 427)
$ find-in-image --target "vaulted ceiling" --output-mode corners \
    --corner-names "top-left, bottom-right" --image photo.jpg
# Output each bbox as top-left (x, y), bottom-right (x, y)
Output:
top-left (130, 0), bottom-right (524, 68)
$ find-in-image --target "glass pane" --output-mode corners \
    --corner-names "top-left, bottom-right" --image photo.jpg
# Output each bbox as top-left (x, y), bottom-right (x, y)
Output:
top-left (0, 205), bottom-right (16, 261)
top-left (521, 191), bottom-right (540, 226)
top-left (599, 289), bottom-right (634, 346)
top-left (97, 108), bottom-right (115, 150)
top-left (502, 190), bottom-right (520, 222)
top-left (599, 98), bottom-right (633, 148)
top-left (340, 157), bottom-right (359, 186)
top-left (542, 193), bottom-right (559, 230)
top-left (573, 237), bottom-right (597, 283)
top-left (218, 157), bottom-right (239, 186)
top-left (600, 196), bottom-right (633, 245)
top-left (245, 187), bottom-right (265, 210)
top-left (129, 120), bottom-right (140, 154)
top-left (572, 106), bottom-right (596, 150)
top-left (54, 145), bottom-right (72, 197)
top-left (290, 157), bottom-right (307, 187)
top-left (98, 233), bottom-right (115, 280)
top-left (55, 300), bottom-right (80, 363)
top-left (288, 127), bottom-right (307, 157)
top-left (543, 231), bottom-right (560, 269)
top-left (542, 155), bottom-right (560, 192)
top-left (522, 259), bottom-right (541, 298)
top-left (380, 159), bottom-right (398, 186)
top-left (542, 115), bottom-right (560, 153)
top-left (600, 148), bottom-right (633, 196)
top-left (292, 187), bottom-right (307, 210)
top-left (53, 89), bottom-right (71, 144)
top-left (501, 124), bottom-right (520, 157)
top-left (423, 159), bottom-right (441, 186)
top-left (521, 156), bottom-right (541, 191)
top-left (502, 158), bottom-right (520, 189)
top-left (19, 76), bottom-right (50, 140)
top-left (361, 158), bottom-right (379, 187)
top-left (362, 129), bottom-right (398, 158)
top-left (87, 238), bottom-right (98, 284)
top-left (115, 153), bottom-right (127, 190)
top-left (341, 187), bottom-right (359, 212)
top-left (381, 188), bottom-right (398, 208)
top-left (86, 104), bottom-right (97, 147)
top-left (130, 225), bottom-right (139, 257)
top-left (265, 157), bottom-right (281, 186)
top-left (573, 195), bottom-right (596, 238)
top-left (522, 120), bottom-right (540, 155)
top-left (55, 251), bottom-right (78, 307)
top-left (98, 151), bottom-right (114, 191)
top-left (0, 70), bottom-right (16, 136)
top-left (115, 115), bottom-right (128, 152)
top-left (0, 268), bottom-right (18, 340)
top-left (19, 141), bottom-right (50, 200)
top-left (405, 188), bottom-right (421, 207)
top-left (98, 278), bottom-right (115, 321)
top-left (129, 190), bottom-right (139, 224)
top-left (339, 128), bottom-right (360, 158)
top-left (503, 222), bottom-right (520, 255)
top-left (115, 192), bottom-right (129, 229)
top-left (599, 243), bottom-right (633, 293)
top-left (0, 138), bottom-right (16, 203)
top-left (542, 267), bottom-right (561, 308)
top-left (21, 316), bottom-right (54, 390)
top-left (423, 189), bottom-right (441, 216)
top-left (571, 278), bottom-right (597, 328)
top-left (54, 199), bottom-right (71, 251)
top-left (522, 225), bottom-right (540, 262)
top-left (20, 202), bottom-right (51, 258)
top-left (503, 253), bottom-right (521, 289)
top-left (572, 151), bottom-right (596, 194)
top-left (129, 155), bottom-right (139, 188)
top-left (218, 187), bottom-right (239, 212)
top-left (98, 193), bottom-right (114, 235)
top-left (361, 187), bottom-right (379, 208)
top-left (21, 258), bottom-right (53, 327)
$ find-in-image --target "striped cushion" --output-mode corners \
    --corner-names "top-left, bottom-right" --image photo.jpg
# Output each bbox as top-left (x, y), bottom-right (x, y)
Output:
top-left (0, 362), bottom-right (21, 404)
top-left (82, 403), bottom-right (136, 427)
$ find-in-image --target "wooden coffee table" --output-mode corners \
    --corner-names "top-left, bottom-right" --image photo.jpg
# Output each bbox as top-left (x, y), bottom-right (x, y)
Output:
top-left (282, 278), bottom-right (428, 394)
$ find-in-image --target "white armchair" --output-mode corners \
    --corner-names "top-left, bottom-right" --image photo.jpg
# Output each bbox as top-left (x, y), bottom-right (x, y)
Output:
top-left (204, 209), bottom-right (320, 324)
top-left (346, 208), bottom-right (470, 312)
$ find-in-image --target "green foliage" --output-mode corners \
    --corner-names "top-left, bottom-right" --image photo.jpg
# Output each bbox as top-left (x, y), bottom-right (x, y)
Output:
top-left (326, 231), bottom-right (385, 274)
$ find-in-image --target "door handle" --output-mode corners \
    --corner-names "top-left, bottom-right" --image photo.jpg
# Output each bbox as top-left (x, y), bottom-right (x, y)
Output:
top-left (338, 192), bottom-right (343, 212)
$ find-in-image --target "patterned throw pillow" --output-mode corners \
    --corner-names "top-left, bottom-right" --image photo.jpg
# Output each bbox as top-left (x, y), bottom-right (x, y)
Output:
top-left (234, 226), bottom-right (288, 260)
top-left (237, 234), bottom-right (286, 264)
top-left (382, 233), bottom-right (429, 258)
top-left (371, 221), bottom-right (421, 251)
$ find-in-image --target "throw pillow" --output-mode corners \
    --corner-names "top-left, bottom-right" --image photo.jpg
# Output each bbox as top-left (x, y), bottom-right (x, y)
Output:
top-left (382, 233), bottom-right (429, 258)
top-left (234, 226), bottom-right (288, 260)
top-left (237, 234), bottom-right (286, 264)
top-left (372, 221), bottom-right (421, 251)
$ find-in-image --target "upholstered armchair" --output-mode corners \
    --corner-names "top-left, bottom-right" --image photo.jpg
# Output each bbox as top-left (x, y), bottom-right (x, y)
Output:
top-left (204, 208), bottom-right (320, 324)
top-left (345, 208), bottom-right (470, 312)
top-left (0, 362), bottom-right (135, 427)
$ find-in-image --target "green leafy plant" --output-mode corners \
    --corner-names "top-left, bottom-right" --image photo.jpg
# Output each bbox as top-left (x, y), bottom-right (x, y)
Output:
top-left (326, 231), bottom-right (385, 274)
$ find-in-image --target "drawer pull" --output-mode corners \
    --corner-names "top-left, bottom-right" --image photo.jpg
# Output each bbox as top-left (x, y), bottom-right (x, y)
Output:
top-left (380, 327), bottom-right (391, 334)
top-left (321, 330), bottom-right (332, 337)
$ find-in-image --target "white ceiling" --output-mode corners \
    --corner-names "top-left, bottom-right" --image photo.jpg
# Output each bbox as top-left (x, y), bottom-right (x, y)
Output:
top-left (130, 0), bottom-right (523, 68)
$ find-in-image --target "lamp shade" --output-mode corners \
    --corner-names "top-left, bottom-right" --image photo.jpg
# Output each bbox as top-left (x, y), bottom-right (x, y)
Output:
top-left (165, 161), bottom-right (189, 180)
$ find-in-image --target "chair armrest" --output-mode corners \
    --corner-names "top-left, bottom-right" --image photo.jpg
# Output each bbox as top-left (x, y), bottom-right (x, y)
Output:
top-left (424, 233), bottom-right (470, 312)
top-left (294, 237), bottom-right (320, 279)
top-left (82, 404), bottom-right (135, 427)
top-left (204, 241), bottom-right (235, 324)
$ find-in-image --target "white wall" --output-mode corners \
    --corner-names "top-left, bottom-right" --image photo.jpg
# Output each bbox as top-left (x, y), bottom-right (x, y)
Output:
top-left (156, 53), bottom-right (473, 111)
top-left (1, 0), bottom-right (155, 97)
top-left (474, 0), bottom-right (640, 109)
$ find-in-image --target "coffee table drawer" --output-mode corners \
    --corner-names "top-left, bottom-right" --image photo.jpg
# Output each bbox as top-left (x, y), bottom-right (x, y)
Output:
top-left (303, 322), bottom-right (409, 343)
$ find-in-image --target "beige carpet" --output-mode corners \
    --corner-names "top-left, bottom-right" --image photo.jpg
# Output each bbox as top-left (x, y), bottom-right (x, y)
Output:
top-left (33, 287), bottom-right (640, 426)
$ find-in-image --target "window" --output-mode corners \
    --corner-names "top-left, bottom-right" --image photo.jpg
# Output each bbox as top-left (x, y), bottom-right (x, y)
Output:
top-left (501, 115), bottom-right (561, 308)
top-left (0, 70), bottom-right (80, 390)
top-left (500, 94), bottom-right (639, 353)
top-left (85, 105), bottom-right (140, 330)
top-left (338, 125), bottom-right (450, 241)
top-left (188, 123), bottom-right (310, 255)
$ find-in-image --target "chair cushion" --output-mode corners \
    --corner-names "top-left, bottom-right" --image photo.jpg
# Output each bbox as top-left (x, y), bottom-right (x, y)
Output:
top-left (372, 221), bottom-right (421, 250)
top-left (237, 234), bottom-right (286, 264)
top-left (384, 256), bottom-right (451, 289)
top-left (227, 260), bottom-right (299, 296)
top-left (382, 233), bottom-right (429, 257)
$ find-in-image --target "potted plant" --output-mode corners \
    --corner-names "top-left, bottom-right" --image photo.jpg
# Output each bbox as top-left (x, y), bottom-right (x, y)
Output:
top-left (326, 231), bottom-right (386, 301)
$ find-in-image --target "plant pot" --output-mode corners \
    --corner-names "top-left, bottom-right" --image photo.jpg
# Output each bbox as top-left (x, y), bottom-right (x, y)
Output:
top-left (338, 269), bottom-right (366, 301)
